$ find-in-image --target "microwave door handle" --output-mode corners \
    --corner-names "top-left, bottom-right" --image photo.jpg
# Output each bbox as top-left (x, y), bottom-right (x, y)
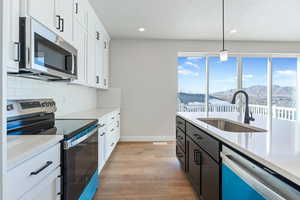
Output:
top-left (221, 153), bottom-right (287, 200)
top-left (64, 127), bottom-right (98, 150)
top-left (71, 54), bottom-right (75, 75)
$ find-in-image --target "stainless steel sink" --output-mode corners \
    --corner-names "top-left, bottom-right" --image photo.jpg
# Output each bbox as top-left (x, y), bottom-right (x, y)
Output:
top-left (197, 118), bottom-right (266, 133)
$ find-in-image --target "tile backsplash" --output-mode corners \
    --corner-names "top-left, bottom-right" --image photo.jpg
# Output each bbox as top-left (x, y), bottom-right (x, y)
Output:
top-left (8, 76), bottom-right (98, 116)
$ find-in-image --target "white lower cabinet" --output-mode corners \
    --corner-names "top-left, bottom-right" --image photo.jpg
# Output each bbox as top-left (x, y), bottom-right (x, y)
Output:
top-left (98, 110), bottom-right (121, 174)
top-left (20, 167), bottom-right (61, 200)
top-left (7, 143), bottom-right (61, 200)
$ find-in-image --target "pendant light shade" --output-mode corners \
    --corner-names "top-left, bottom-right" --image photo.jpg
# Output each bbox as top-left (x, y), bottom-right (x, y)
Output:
top-left (220, 50), bottom-right (228, 62)
top-left (220, 0), bottom-right (228, 62)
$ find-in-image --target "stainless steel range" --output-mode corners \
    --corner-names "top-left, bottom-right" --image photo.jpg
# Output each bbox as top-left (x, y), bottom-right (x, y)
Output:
top-left (7, 99), bottom-right (99, 200)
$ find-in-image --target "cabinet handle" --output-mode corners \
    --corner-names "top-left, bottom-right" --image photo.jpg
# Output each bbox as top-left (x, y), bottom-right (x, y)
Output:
top-left (75, 2), bottom-right (79, 14)
top-left (96, 76), bottom-right (99, 84)
top-left (111, 128), bottom-right (114, 132)
top-left (59, 18), bottom-right (64, 32)
top-left (100, 132), bottom-right (106, 136)
top-left (30, 161), bottom-right (53, 176)
top-left (56, 15), bottom-right (61, 30)
top-left (177, 153), bottom-right (184, 158)
top-left (104, 78), bottom-right (107, 86)
top-left (96, 31), bottom-right (100, 40)
top-left (111, 142), bottom-right (115, 147)
top-left (14, 42), bottom-right (21, 62)
top-left (99, 123), bottom-right (105, 128)
top-left (193, 134), bottom-right (202, 140)
top-left (194, 150), bottom-right (201, 165)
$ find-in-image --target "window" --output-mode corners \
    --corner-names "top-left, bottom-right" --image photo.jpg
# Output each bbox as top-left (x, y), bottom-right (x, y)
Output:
top-left (272, 58), bottom-right (297, 120)
top-left (242, 57), bottom-right (268, 105)
top-left (177, 56), bottom-right (206, 112)
top-left (209, 57), bottom-right (237, 111)
top-left (272, 58), bottom-right (297, 108)
top-left (177, 54), bottom-right (299, 121)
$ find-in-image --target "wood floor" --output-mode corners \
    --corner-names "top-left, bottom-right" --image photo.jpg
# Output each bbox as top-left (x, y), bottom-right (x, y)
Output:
top-left (94, 142), bottom-right (198, 200)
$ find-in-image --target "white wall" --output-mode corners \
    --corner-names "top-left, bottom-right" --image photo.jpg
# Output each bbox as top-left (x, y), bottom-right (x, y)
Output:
top-left (110, 39), bottom-right (300, 141)
top-left (7, 76), bottom-right (98, 116)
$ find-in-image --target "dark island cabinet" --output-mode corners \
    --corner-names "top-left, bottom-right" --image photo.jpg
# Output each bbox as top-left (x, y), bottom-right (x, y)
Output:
top-left (176, 116), bottom-right (220, 200)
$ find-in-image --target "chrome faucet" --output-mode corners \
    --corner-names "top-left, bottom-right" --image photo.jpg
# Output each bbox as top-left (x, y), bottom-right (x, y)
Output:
top-left (231, 90), bottom-right (255, 124)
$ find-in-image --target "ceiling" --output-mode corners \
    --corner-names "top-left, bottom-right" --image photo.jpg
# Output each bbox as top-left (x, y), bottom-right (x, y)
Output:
top-left (89, 0), bottom-right (300, 41)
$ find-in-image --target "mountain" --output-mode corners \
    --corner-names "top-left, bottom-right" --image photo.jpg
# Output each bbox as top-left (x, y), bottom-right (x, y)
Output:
top-left (177, 93), bottom-right (228, 105)
top-left (178, 85), bottom-right (296, 107)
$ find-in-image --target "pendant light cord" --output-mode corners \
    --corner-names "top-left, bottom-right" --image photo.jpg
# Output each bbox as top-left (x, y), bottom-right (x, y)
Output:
top-left (222, 0), bottom-right (225, 51)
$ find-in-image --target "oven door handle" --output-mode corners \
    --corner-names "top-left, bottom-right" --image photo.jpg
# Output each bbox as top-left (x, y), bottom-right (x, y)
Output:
top-left (64, 127), bottom-right (98, 150)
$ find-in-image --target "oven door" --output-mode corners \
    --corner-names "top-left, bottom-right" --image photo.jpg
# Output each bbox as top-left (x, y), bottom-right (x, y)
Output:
top-left (63, 126), bottom-right (98, 200)
top-left (19, 17), bottom-right (77, 79)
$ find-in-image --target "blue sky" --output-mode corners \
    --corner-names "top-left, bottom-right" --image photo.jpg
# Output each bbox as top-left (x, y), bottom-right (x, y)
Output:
top-left (178, 56), bottom-right (297, 94)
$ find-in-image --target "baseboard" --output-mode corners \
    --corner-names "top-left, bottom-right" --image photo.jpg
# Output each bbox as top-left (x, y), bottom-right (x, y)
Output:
top-left (120, 136), bottom-right (176, 142)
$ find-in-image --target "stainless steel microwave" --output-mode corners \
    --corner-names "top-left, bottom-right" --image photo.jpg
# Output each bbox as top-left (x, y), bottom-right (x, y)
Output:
top-left (15, 17), bottom-right (77, 81)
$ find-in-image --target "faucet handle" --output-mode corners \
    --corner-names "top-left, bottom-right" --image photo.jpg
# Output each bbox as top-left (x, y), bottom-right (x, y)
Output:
top-left (250, 112), bottom-right (255, 121)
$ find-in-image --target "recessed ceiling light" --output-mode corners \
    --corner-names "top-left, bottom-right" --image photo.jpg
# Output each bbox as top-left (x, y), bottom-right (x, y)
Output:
top-left (230, 29), bottom-right (237, 34)
top-left (138, 27), bottom-right (146, 32)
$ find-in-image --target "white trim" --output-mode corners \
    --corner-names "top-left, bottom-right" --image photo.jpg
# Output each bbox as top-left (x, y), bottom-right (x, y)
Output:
top-left (205, 56), bottom-right (209, 117)
top-left (120, 136), bottom-right (176, 142)
top-left (178, 52), bottom-right (300, 58)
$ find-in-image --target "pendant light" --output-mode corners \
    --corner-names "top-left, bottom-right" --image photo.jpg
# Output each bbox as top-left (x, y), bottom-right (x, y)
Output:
top-left (220, 0), bottom-right (228, 62)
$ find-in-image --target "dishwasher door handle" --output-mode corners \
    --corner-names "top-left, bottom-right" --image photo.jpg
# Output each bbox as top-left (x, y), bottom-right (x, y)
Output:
top-left (221, 152), bottom-right (287, 200)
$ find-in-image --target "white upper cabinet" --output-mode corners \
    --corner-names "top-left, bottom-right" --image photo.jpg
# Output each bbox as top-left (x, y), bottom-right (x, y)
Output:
top-left (55, 0), bottom-right (73, 43)
top-left (72, 22), bottom-right (87, 85)
top-left (95, 19), bottom-right (105, 88)
top-left (87, 33), bottom-right (96, 87)
top-left (73, 0), bottom-right (88, 29)
top-left (5, 0), bottom-right (20, 73)
top-left (7, 0), bottom-right (110, 89)
top-left (27, 0), bottom-right (55, 30)
top-left (103, 35), bottom-right (110, 89)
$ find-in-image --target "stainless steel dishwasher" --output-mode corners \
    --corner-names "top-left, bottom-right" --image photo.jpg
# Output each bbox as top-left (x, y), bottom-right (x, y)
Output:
top-left (221, 145), bottom-right (300, 200)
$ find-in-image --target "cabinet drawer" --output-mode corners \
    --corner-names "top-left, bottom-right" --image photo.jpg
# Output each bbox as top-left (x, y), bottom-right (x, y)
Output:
top-left (186, 122), bottom-right (220, 162)
top-left (7, 143), bottom-right (61, 200)
top-left (176, 116), bottom-right (185, 132)
top-left (176, 128), bottom-right (185, 152)
top-left (176, 145), bottom-right (185, 171)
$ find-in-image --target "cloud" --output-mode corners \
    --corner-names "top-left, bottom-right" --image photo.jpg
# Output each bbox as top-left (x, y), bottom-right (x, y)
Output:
top-left (185, 61), bottom-right (200, 69)
top-left (243, 74), bottom-right (253, 79)
top-left (275, 70), bottom-right (296, 76)
top-left (178, 65), bottom-right (199, 77)
top-left (186, 57), bottom-right (204, 61)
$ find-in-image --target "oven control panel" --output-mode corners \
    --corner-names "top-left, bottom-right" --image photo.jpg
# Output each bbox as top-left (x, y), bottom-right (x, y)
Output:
top-left (7, 99), bottom-right (57, 118)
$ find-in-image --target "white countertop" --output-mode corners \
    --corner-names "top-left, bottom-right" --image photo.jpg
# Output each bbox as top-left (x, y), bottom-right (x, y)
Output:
top-left (177, 112), bottom-right (300, 187)
top-left (59, 107), bottom-right (120, 119)
top-left (7, 135), bottom-right (63, 171)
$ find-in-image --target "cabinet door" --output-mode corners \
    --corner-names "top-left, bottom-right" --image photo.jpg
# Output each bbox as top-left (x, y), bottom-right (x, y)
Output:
top-left (95, 29), bottom-right (104, 88)
top-left (27, 0), bottom-right (55, 30)
top-left (5, 0), bottom-right (20, 72)
top-left (55, 0), bottom-right (73, 43)
top-left (87, 35), bottom-right (96, 87)
top-left (73, 0), bottom-right (88, 29)
top-left (20, 168), bottom-right (61, 200)
top-left (103, 37), bottom-right (110, 88)
top-left (200, 148), bottom-right (220, 200)
top-left (186, 137), bottom-right (201, 196)
top-left (72, 22), bottom-right (87, 85)
top-left (98, 129), bottom-right (106, 173)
